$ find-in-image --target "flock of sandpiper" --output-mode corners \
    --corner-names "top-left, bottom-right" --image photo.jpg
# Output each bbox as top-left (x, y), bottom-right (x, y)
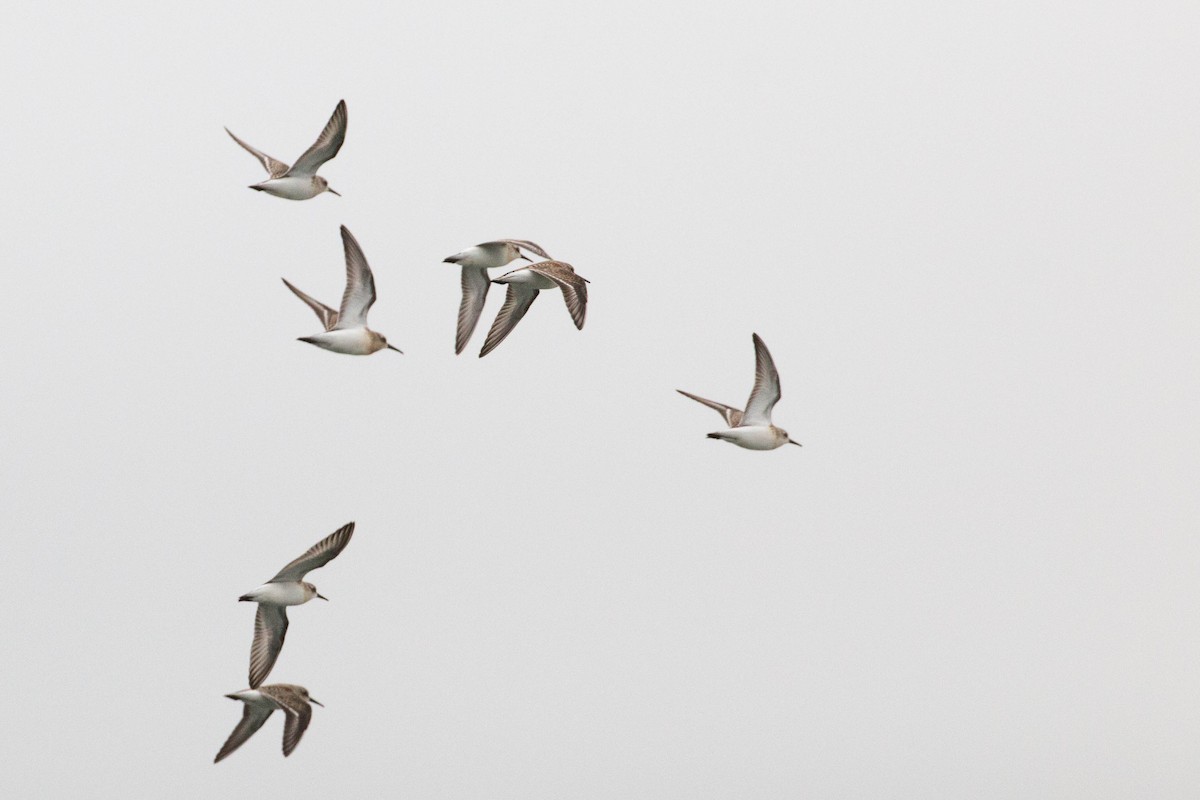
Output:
top-left (214, 99), bottom-right (802, 762)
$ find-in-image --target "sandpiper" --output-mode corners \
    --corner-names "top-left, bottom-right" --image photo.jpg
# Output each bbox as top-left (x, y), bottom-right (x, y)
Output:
top-left (225, 99), bottom-right (346, 200)
top-left (443, 240), bottom-right (552, 354)
top-left (678, 333), bottom-right (802, 450)
top-left (214, 684), bottom-right (323, 763)
top-left (479, 260), bottom-right (589, 357)
top-left (285, 226), bottom-right (402, 355)
top-left (239, 522), bottom-right (354, 688)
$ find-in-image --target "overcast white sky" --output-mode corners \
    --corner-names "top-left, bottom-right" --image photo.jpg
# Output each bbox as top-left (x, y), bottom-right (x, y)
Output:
top-left (2, 1), bottom-right (1199, 797)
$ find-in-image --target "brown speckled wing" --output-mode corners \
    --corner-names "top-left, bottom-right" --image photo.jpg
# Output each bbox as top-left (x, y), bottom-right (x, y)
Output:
top-left (225, 127), bottom-right (291, 178)
top-left (287, 99), bottom-right (347, 176)
top-left (529, 261), bottom-right (588, 330)
top-left (249, 604), bottom-right (288, 688)
top-left (334, 227), bottom-right (377, 329)
top-left (282, 278), bottom-right (338, 331)
top-left (456, 266), bottom-right (491, 355)
top-left (260, 686), bottom-right (314, 757)
top-left (500, 239), bottom-right (552, 260)
top-left (742, 333), bottom-right (782, 426)
top-left (269, 522), bottom-right (355, 583)
top-left (676, 390), bottom-right (745, 428)
top-left (280, 702), bottom-right (312, 757)
top-left (214, 702), bottom-right (274, 763)
top-left (479, 284), bottom-right (539, 358)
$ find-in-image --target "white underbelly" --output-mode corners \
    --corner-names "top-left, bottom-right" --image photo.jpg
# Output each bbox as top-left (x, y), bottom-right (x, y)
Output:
top-left (301, 328), bottom-right (377, 355)
top-left (456, 244), bottom-right (510, 269)
top-left (247, 582), bottom-right (310, 605)
top-left (502, 270), bottom-right (558, 290)
top-left (253, 176), bottom-right (320, 200)
top-left (723, 426), bottom-right (784, 450)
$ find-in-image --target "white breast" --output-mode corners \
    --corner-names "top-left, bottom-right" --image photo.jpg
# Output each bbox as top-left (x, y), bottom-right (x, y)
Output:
top-left (302, 328), bottom-right (378, 355)
top-left (253, 176), bottom-right (321, 200)
top-left (457, 244), bottom-right (512, 269)
top-left (723, 426), bottom-right (786, 451)
top-left (246, 582), bottom-right (311, 606)
top-left (502, 270), bottom-right (557, 290)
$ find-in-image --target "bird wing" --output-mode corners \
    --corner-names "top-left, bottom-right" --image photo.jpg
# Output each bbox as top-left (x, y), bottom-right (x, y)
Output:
top-left (676, 390), bottom-right (745, 427)
top-left (224, 128), bottom-right (291, 178)
top-left (499, 239), bottom-right (552, 260)
top-left (214, 702), bottom-right (274, 763)
top-left (456, 266), bottom-right (491, 355)
top-left (261, 687), bottom-right (315, 757)
top-left (529, 261), bottom-right (587, 329)
top-left (269, 521), bottom-right (355, 583)
top-left (248, 604), bottom-right (288, 689)
top-left (287, 99), bottom-right (347, 177)
top-left (741, 333), bottom-right (782, 426)
top-left (281, 703), bottom-right (313, 757)
top-left (479, 283), bottom-right (539, 358)
top-left (333, 227), bottom-right (377, 329)
top-left (282, 278), bottom-right (338, 331)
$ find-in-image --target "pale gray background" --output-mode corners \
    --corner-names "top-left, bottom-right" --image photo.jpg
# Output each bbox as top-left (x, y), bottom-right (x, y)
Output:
top-left (1, 0), bottom-right (1198, 797)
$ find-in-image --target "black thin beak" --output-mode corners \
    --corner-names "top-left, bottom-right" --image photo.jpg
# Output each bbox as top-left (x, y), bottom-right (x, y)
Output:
top-left (789, 440), bottom-right (802, 447)
top-left (387, 344), bottom-right (403, 353)
top-left (327, 188), bottom-right (341, 196)
top-left (316, 593), bottom-right (329, 601)
top-left (310, 698), bottom-right (324, 707)
top-left (518, 254), bottom-right (532, 262)
top-left (444, 255), bottom-right (460, 263)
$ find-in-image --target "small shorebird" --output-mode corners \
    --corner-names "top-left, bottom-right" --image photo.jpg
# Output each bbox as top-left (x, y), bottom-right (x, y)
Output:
top-left (443, 240), bottom-right (552, 354)
top-left (214, 684), bottom-right (323, 763)
top-left (479, 260), bottom-right (589, 358)
top-left (239, 522), bottom-right (354, 688)
top-left (225, 99), bottom-right (346, 200)
top-left (678, 333), bottom-right (802, 450)
top-left (284, 226), bottom-right (402, 355)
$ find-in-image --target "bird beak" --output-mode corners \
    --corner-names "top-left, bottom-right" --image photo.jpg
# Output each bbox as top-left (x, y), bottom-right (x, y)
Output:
top-left (518, 253), bottom-right (532, 262)
top-left (316, 593), bottom-right (329, 601)
top-left (310, 698), bottom-right (324, 707)
top-left (788, 439), bottom-right (802, 447)
top-left (327, 188), bottom-right (341, 196)
top-left (386, 344), bottom-right (404, 353)
top-left (443, 255), bottom-right (460, 263)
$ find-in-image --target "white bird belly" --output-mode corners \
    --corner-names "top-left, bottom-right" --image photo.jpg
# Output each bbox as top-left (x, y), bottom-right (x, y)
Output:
top-left (252, 176), bottom-right (321, 200)
top-left (454, 243), bottom-right (511, 269)
top-left (300, 328), bottom-right (377, 355)
top-left (244, 582), bottom-right (310, 605)
top-left (716, 426), bottom-right (785, 450)
top-left (501, 270), bottom-right (557, 290)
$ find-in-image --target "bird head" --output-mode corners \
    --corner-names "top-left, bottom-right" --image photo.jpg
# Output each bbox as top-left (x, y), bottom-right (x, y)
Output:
top-left (315, 176), bottom-right (340, 196)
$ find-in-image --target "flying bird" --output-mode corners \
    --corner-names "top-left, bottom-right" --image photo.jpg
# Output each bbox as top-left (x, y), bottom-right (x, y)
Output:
top-left (480, 260), bottom-right (589, 358)
top-left (238, 522), bottom-right (354, 688)
top-left (284, 226), bottom-right (402, 355)
top-left (225, 99), bottom-right (346, 200)
top-left (443, 240), bottom-right (552, 354)
top-left (678, 333), bottom-right (802, 450)
top-left (214, 684), bottom-right (323, 763)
